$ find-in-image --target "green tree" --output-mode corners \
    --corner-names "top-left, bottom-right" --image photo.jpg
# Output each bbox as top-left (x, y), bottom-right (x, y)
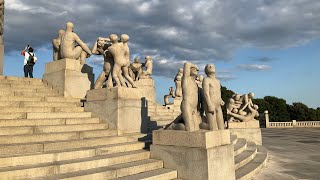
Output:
top-left (288, 102), bottom-right (309, 121)
top-left (262, 96), bottom-right (290, 122)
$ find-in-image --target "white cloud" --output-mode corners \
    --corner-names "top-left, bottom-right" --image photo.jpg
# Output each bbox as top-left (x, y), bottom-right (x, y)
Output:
top-left (238, 64), bottom-right (272, 71)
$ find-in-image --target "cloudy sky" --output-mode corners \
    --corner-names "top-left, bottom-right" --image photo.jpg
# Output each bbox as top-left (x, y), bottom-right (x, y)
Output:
top-left (3, 0), bottom-right (320, 108)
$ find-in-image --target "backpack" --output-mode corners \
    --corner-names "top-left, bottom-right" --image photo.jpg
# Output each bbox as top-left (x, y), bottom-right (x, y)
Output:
top-left (27, 52), bottom-right (35, 66)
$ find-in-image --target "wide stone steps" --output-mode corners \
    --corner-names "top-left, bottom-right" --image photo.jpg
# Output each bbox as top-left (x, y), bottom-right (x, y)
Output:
top-left (0, 112), bottom-right (92, 120)
top-left (234, 141), bottom-right (257, 170)
top-left (232, 134), bottom-right (268, 180)
top-left (234, 138), bottom-right (247, 156)
top-left (0, 107), bottom-right (84, 113)
top-left (0, 117), bottom-right (101, 127)
top-left (235, 146), bottom-right (268, 180)
top-left (0, 76), bottom-right (176, 179)
top-left (0, 141), bottom-right (145, 167)
top-left (0, 150), bottom-right (151, 179)
top-left (0, 123), bottom-right (108, 135)
top-left (116, 168), bottom-right (178, 180)
top-left (30, 159), bottom-right (164, 180)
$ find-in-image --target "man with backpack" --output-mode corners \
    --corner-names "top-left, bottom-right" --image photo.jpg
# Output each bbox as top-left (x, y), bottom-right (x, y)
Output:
top-left (21, 45), bottom-right (37, 78)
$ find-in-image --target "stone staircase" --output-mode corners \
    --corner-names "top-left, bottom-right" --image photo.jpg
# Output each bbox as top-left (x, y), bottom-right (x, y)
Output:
top-left (0, 76), bottom-right (178, 179)
top-left (231, 134), bottom-right (268, 180)
top-left (147, 102), bottom-right (181, 132)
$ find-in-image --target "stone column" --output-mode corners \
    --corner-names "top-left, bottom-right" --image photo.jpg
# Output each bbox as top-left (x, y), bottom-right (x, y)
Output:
top-left (0, 37), bottom-right (3, 75)
top-left (265, 110), bottom-right (270, 128)
top-left (228, 120), bottom-right (262, 145)
top-left (84, 87), bottom-right (149, 135)
top-left (43, 58), bottom-right (94, 99)
top-left (151, 130), bottom-right (235, 180)
top-left (292, 120), bottom-right (297, 127)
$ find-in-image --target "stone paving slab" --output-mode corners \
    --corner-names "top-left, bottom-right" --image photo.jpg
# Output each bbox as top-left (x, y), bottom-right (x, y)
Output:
top-left (254, 128), bottom-right (320, 180)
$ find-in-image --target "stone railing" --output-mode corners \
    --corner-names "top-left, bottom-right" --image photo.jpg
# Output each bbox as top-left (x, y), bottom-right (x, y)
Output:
top-left (263, 111), bottom-right (320, 128)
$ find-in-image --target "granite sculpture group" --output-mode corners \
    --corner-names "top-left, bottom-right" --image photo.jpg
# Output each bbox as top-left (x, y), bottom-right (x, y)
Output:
top-left (52, 22), bottom-right (153, 89)
top-left (226, 92), bottom-right (259, 122)
top-left (52, 22), bottom-right (259, 132)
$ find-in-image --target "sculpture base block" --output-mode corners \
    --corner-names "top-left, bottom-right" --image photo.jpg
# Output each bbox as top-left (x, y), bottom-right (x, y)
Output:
top-left (151, 130), bottom-right (235, 180)
top-left (135, 79), bottom-right (156, 102)
top-left (85, 87), bottom-right (149, 135)
top-left (43, 58), bottom-right (93, 99)
top-left (228, 121), bottom-right (262, 145)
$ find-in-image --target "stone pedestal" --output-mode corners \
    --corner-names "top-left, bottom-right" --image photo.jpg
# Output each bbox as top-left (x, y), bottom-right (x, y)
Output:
top-left (43, 58), bottom-right (93, 99)
top-left (84, 87), bottom-right (149, 135)
top-left (151, 130), bottom-right (235, 180)
top-left (228, 120), bottom-right (262, 145)
top-left (135, 79), bottom-right (156, 102)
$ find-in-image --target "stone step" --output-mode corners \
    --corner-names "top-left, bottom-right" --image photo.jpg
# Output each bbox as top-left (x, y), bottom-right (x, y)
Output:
top-left (116, 168), bottom-right (177, 180)
top-left (0, 141), bottom-right (145, 168)
top-left (0, 78), bottom-right (45, 85)
top-left (235, 141), bottom-right (257, 170)
top-left (1, 76), bottom-right (43, 83)
top-left (0, 150), bottom-right (150, 179)
top-left (235, 146), bottom-right (268, 180)
top-left (44, 97), bottom-right (80, 103)
top-left (0, 96), bottom-right (43, 102)
top-left (0, 107), bottom-right (84, 113)
top-left (231, 134), bottom-right (238, 145)
top-left (27, 112), bottom-right (92, 119)
top-left (22, 101), bottom-right (81, 108)
top-left (0, 131), bottom-right (128, 155)
top-left (13, 92), bottom-right (59, 98)
top-left (234, 138), bottom-right (247, 156)
top-left (0, 83), bottom-right (49, 90)
top-left (149, 116), bottom-right (176, 122)
top-left (34, 124), bottom-right (108, 134)
top-left (0, 132), bottom-right (80, 144)
top-left (32, 159), bottom-right (163, 180)
top-left (0, 118), bottom-right (101, 127)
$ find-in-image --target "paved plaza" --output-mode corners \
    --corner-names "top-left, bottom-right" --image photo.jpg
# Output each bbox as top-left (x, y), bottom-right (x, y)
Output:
top-left (254, 128), bottom-right (320, 180)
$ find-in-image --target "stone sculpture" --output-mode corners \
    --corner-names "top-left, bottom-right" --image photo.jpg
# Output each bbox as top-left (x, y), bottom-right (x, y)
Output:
top-left (92, 37), bottom-right (113, 89)
top-left (201, 64), bottom-right (225, 130)
top-left (52, 29), bottom-right (65, 61)
top-left (129, 58), bottom-right (143, 81)
top-left (140, 56), bottom-right (153, 79)
top-left (174, 68), bottom-right (183, 98)
top-left (0, 0), bottom-right (4, 36)
top-left (60, 22), bottom-right (92, 67)
top-left (165, 62), bottom-right (201, 131)
top-left (227, 92), bottom-right (259, 122)
top-left (164, 87), bottom-right (175, 105)
top-left (108, 34), bottom-right (136, 88)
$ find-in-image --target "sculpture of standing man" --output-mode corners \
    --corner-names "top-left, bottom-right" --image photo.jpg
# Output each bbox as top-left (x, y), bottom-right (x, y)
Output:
top-left (181, 62), bottom-right (201, 131)
top-left (60, 22), bottom-right (92, 67)
top-left (202, 64), bottom-right (225, 130)
top-left (174, 68), bottom-right (183, 98)
top-left (108, 34), bottom-right (136, 88)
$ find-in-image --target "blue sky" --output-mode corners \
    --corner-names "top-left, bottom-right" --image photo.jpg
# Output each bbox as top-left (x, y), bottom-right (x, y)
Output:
top-left (3, 0), bottom-right (320, 108)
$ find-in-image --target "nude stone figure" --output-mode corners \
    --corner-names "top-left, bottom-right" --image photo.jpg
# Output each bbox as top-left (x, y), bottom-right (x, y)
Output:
top-left (227, 104), bottom-right (259, 122)
top-left (52, 29), bottom-right (65, 61)
top-left (238, 92), bottom-right (255, 116)
top-left (108, 34), bottom-right (136, 88)
top-left (60, 22), bottom-right (92, 67)
top-left (92, 37), bottom-right (113, 89)
top-left (129, 58), bottom-right (143, 81)
top-left (140, 56), bottom-right (153, 79)
top-left (174, 68), bottom-right (183, 98)
top-left (226, 98), bottom-right (241, 122)
top-left (180, 62), bottom-right (201, 131)
top-left (202, 64), bottom-right (225, 130)
top-left (164, 87), bottom-right (175, 105)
